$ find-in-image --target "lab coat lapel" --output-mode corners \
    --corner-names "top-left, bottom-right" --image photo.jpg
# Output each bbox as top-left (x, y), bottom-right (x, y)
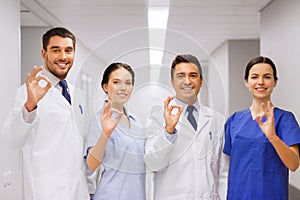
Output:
top-left (180, 105), bottom-right (210, 134)
top-left (197, 113), bottom-right (209, 132)
top-left (181, 113), bottom-right (198, 133)
top-left (48, 86), bottom-right (71, 107)
top-left (196, 106), bottom-right (211, 134)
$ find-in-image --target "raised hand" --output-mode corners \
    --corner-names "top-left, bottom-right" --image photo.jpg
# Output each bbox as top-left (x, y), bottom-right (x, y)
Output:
top-left (100, 100), bottom-right (123, 138)
top-left (255, 101), bottom-right (276, 139)
top-left (25, 66), bottom-right (52, 112)
top-left (164, 96), bottom-right (183, 134)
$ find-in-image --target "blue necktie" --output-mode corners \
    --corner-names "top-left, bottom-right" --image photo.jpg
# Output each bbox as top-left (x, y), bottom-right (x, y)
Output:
top-left (59, 80), bottom-right (71, 104)
top-left (186, 105), bottom-right (197, 131)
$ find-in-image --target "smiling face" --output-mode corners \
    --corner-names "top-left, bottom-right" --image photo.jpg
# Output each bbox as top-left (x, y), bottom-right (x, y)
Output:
top-left (171, 62), bottom-right (202, 105)
top-left (103, 67), bottom-right (133, 107)
top-left (245, 63), bottom-right (277, 101)
top-left (42, 36), bottom-right (74, 80)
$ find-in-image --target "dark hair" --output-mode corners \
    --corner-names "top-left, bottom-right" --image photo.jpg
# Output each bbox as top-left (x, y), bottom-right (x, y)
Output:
top-left (42, 27), bottom-right (76, 51)
top-left (171, 54), bottom-right (203, 79)
top-left (244, 56), bottom-right (278, 81)
top-left (101, 63), bottom-right (135, 92)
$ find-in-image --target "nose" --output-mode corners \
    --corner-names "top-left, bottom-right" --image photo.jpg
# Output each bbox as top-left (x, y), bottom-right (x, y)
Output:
top-left (258, 76), bottom-right (264, 85)
top-left (59, 51), bottom-right (67, 60)
top-left (119, 82), bottom-right (126, 90)
top-left (184, 76), bottom-right (192, 84)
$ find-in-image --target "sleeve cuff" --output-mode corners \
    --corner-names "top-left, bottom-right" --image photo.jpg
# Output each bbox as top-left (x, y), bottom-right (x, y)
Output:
top-left (164, 129), bottom-right (177, 143)
top-left (22, 105), bottom-right (37, 124)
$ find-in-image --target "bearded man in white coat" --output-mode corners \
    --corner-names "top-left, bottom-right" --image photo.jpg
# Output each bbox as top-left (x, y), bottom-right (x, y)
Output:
top-left (144, 54), bottom-right (229, 200)
top-left (3, 27), bottom-right (89, 200)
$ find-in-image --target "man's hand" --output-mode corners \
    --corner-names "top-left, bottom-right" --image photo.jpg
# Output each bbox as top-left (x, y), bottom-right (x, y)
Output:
top-left (25, 66), bottom-right (51, 112)
top-left (164, 96), bottom-right (183, 134)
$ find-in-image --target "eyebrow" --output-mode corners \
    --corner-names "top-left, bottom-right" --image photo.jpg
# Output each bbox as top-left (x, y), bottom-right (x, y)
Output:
top-left (111, 78), bottom-right (132, 81)
top-left (176, 72), bottom-right (198, 75)
top-left (49, 46), bottom-right (73, 49)
top-left (250, 73), bottom-right (272, 76)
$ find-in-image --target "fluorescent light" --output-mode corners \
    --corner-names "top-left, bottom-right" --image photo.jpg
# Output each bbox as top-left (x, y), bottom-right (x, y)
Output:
top-left (148, 7), bottom-right (169, 29)
top-left (148, 4), bottom-right (170, 81)
top-left (149, 49), bottom-right (164, 65)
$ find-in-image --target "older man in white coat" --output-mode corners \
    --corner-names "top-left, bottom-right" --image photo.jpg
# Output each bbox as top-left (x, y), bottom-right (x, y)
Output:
top-left (144, 54), bottom-right (229, 200)
top-left (3, 27), bottom-right (89, 200)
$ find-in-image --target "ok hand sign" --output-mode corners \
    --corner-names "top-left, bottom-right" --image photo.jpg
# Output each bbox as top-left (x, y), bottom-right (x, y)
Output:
top-left (164, 96), bottom-right (183, 134)
top-left (255, 101), bottom-right (276, 139)
top-left (25, 66), bottom-right (52, 112)
top-left (100, 100), bottom-right (123, 138)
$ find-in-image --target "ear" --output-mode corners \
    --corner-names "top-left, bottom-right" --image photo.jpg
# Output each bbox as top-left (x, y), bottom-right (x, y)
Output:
top-left (102, 83), bottom-right (108, 93)
top-left (171, 78), bottom-right (174, 88)
top-left (274, 79), bottom-right (278, 87)
top-left (244, 79), bottom-right (249, 88)
top-left (199, 77), bottom-right (203, 88)
top-left (41, 49), bottom-right (47, 60)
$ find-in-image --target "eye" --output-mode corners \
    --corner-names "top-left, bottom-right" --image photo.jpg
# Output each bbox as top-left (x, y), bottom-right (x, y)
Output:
top-left (125, 81), bottom-right (132, 85)
top-left (65, 49), bottom-right (73, 53)
top-left (264, 75), bottom-right (272, 79)
top-left (190, 73), bottom-right (198, 78)
top-left (176, 74), bottom-right (184, 79)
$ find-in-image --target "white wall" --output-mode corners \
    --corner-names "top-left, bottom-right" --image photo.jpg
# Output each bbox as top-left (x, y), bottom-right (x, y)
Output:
top-left (0, 0), bottom-right (22, 199)
top-left (210, 40), bottom-right (260, 117)
top-left (261, 0), bottom-right (300, 189)
top-left (21, 27), bottom-right (49, 84)
top-left (228, 40), bottom-right (260, 114)
top-left (210, 42), bottom-right (229, 116)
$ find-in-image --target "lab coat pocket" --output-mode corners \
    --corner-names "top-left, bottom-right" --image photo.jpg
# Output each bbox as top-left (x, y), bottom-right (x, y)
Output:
top-left (34, 169), bottom-right (70, 200)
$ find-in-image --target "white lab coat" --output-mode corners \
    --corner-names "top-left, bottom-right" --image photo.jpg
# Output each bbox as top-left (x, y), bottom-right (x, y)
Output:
top-left (3, 74), bottom-right (89, 200)
top-left (144, 103), bottom-right (229, 200)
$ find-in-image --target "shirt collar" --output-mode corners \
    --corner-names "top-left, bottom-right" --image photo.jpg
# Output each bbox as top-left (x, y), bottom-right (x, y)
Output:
top-left (123, 107), bottom-right (136, 121)
top-left (42, 68), bottom-right (66, 87)
top-left (174, 98), bottom-right (201, 113)
top-left (103, 100), bottom-right (136, 121)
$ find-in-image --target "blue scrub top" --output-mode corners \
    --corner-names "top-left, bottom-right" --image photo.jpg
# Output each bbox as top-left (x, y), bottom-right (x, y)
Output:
top-left (223, 108), bottom-right (300, 200)
top-left (85, 109), bottom-right (146, 200)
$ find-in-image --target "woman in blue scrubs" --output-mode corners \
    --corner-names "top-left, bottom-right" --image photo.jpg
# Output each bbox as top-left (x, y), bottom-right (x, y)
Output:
top-left (223, 56), bottom-right (300, 200)
top-left (85, 63), bottom-right (146, 200)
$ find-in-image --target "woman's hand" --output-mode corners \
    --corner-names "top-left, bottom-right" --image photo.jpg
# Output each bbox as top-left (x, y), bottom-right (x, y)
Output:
top-left (100, 100), bottom-right (123, 138)
top-left (255, 101), bottom-right (276, 140)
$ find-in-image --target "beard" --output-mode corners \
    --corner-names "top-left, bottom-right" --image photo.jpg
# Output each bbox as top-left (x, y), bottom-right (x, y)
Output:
top-left (44, 58), bottom-right (72, 80)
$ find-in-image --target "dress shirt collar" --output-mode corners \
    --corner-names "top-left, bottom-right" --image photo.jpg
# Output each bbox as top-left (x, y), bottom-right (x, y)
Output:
top-left (174, 98), bottom-right (201, 114)
top-left (103, 100), bottom-right (136, 121)
top-left (42, 68), bottom-right (67, 87)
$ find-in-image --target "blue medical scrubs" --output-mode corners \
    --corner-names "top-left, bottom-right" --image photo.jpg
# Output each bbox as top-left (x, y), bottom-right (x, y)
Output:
top-left (223, 108), bottom-right (300, 200)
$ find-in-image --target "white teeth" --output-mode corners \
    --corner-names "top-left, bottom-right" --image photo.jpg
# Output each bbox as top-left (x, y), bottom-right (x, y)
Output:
top-left (256, 88), bottom-right (266, 91)
top-left (182, 87), bottom-right (192, 90)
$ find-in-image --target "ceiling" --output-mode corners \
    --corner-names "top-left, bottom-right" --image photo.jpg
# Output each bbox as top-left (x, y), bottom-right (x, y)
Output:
top-left (20, 0), bottom-right (272, 64)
